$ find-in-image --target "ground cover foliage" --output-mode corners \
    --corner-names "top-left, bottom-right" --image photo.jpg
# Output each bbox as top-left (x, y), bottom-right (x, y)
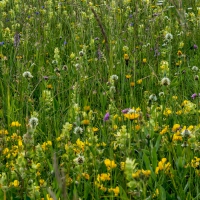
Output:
top-left (0, 0), bottom-right (200, 199)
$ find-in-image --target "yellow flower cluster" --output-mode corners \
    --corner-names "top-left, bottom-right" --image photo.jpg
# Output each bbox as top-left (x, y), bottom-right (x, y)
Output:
top-left (41, 141), bottom-right (52, 151)
top-left (97, 173), bottom-right (111, 182)
top-left (104, 159), bottom-right (117, 170)
top-left (108, 186), bottom-right (120, 196)
top-left (132, 169), bottom-right (151, 179)
top-left (155, 158), bottom-right (171, 174)
top-left (160, 125), bottom-right (169, 135)
top-left (10, 121), bottom-right (21, 127)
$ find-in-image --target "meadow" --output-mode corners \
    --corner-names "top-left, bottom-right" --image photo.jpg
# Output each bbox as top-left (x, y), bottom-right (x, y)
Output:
top-left (0, 0), bottom-right (200, 199)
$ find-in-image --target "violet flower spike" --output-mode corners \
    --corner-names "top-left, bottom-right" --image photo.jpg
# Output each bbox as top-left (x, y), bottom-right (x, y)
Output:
top-left (122, 108), bottom-right (130, 114)
top-left (103, 112), bottom-right (110, 121)
top-left (191, 93), bottom-right (197, 99)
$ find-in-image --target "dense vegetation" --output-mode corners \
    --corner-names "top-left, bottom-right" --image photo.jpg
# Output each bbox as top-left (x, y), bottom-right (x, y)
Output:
top-left (1, 0), bottom-right (200, 199)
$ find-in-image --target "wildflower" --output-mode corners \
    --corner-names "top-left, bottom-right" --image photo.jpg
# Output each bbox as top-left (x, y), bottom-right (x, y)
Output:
top-left (43, 76), bottom-right (48, 80)
top-left (149, 94), bottom-right (157, 102)
top-left (82, 173), bottom-right (90, 180)
top-left (124, 54), bottom-right (129, 60)
top-left (0, 41), bottom-right (4, 46)
top-left (104, 159), bottom-right (117, 170)
top-left (110, 86), bottom-right (116, 93)
top-left (74, 155), bottom-right (85, 164)
top-left (103, 112), bottom-right (110, 121)
top-left (109, 186), bottom-right (120, 196)
top-left (137, 79), bottom-right (142, 84)
top-left (97, 173), bottom-right (111, 181)
top-left (122, 108), bottom-right (130, 114)
top-left (84, 106), bottom-right (90, 111)
top-left (122, 46), bottom-right (129, 52)
top-left (181, 129), bottom-right (191, 138)
top-left (110, 75), bottom-right (118, 81)
top-left (124, 113), bottom-right (139, 120)
top-left (143, 58), bottom-right (147, 63)
top-left (120, 162), bottom-right (125, 170)
top-left (79, 50), bottom-right (84, 56)
top-left (193, 44), bottom-right (198, 49)
top-left (130, 82), bottom-right (135, 87)
top-left (74, 127), bottom-right (83, 134)
top-left (161, 77), bottom-right (170, 86)
top-left (13, 180), bottom-right (19, 187)
top-left (92, 127), bottom-right (99, 132)
top-left (29, 117), bottom-right (38, 130)
top-left (126, 74), bottom-right (131, 79)
top-left (194, 75), bottom-right (199, 80)
top-left (191, 93), bottom-right (200, 99)
top-left (10, 121), bottom-right (21, 127)
top-left (177, 50), bottom-right (182, 56)
top-left (165, 33), bottom-right (173, 41)
top-left (192, 66), bottom-right (199, 72)
top-left (23, 71), bottom-right (33, 79)
top-left (70, 52), bottom-right (75, 59)
top-left (172, 124), bottom-right (180, 132)
top-left (81, 119), bottom-right (90, 125)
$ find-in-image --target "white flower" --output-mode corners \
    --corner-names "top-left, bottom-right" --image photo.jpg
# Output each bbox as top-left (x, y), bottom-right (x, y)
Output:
top-left (29, 117), bottom-right (38, 130)
top-left (161, 77), bottom-right (170, 86)
top-left (149, 94), bottom-right (157, 101)
top-left (23, 71), bottom-right (33, 79)
top-left (181, 129), bottom-right (191, 138)
top-left (110, 75), bottom-right (118, 81)
top-left (165, 33), bottom-right (173, 41)
top-left (74, 126), bottom-right (83, 134)
top-left (192, 66), bottom-right (198, 72)
top-left (73, 155), bottom-right (85, 164)
top-left (159, 92), bottom-right (165, 96)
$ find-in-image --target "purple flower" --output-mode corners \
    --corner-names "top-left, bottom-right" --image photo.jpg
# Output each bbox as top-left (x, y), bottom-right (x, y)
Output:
top-left (43, 76), bottom-right (49, 80)
top-left (191, 93), bottom-right (197, 99)
top-left (122, 108), bottom-right (130, 114)
top-left (103, 112), bottom-right (110, 121)
top-left (0, 42), bottom-right (4, 46)
top-left (191, 93), bottom-right (200, 99)
top-left (193, 44), bottom-right (198, 49)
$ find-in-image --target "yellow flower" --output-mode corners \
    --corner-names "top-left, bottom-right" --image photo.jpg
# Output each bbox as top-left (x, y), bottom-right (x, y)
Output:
top-left (39, 179), bottom-right (45, 186)
top-left (104, 159), bottom-right (117, 170)
top-left (13, 180), bottom-right (19, 187)
top-left (143, 58), bottom-right (147, 63)
top-left (112, 186), bottom-right (120, 196)
top-left (172, 96), bottom-right (178, 100)
top-left (130, 82), bottom-right (135, 87)
top-left (172, 124), bottom-right (180, 132)
top-left (81, 119), bottom-right (90, 125)
top-left (92, 127), bottom-right (99, 132)
top-left (82, 173), bottom-right (90, 180)
top-left (10, 121), bottom-right (21, 127)
top-left (137, 79), bottom-right (142, 84)
top-left (126, 74), bottom-right (131, 79)
top-left (70, 52), bottom-right (75, 59)
top-left (142, 169), bottom-right (151, 177)
top-left (120, 162), bottom-right (125, 170)
top-left (46, 84), bottom-right (53, 89)
top-left (163, 108), bottom-right (172, 116)
top-left (176, 110), bottom-right (182, 115)
top-left (124, 54), bottom-right (129, 60)
top-left (124, 113), bottom-right (139, 120)
top-left (84, 106), bottom-right (90, 111)
top-left (177, 50), bottom-right (182, 56)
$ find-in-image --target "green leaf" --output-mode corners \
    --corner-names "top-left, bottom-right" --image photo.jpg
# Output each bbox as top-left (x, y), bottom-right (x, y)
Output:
top-left (119, 186), bottom-right (129, 199)
top-left (151, 147), bottom-right (157, 170)
top-left (154, 135), bottom-right (161, 152)
top-left (159, 186), bottom-right (166, 200)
